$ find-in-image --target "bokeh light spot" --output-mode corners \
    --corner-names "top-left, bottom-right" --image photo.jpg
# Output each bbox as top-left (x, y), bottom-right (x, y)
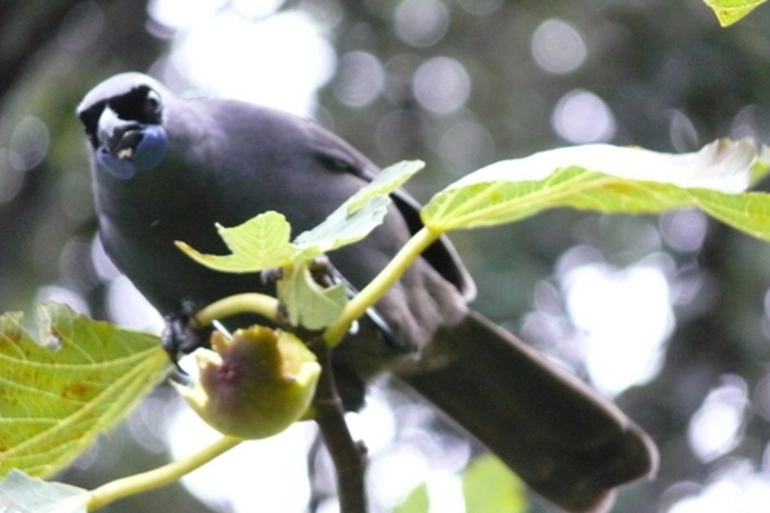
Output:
top-left (730, 105), bottom-right (770, 143)
top-left (166, 407), bottom-right (316, 513)
top-left (35, 285), bottom-right (90, 316)
top-left (369, 447), bottom-right (430, 509)
top-left (687, 375), bottom-right (748, 462)
top-left (660, 208), bottom-right (708, 253)
top-left (394, 0), bottom-right (450, 48)
top-left (531, 19), bottom-right (587, 75)
top-left (107, 276), bottom-right (164, 333)
top-left (669, 110), bottom-right (700, 152)
top-left (563, 260), bottom-right (673, 396)
top-left (10, 117), bottom-right (50, 171)
top-left (168, 10), bottom-right (335, 116)
top-left (91, 235), bottom-right (122, 281)
top-left (413, 57), bottom-right (471, 115)
top-left (669, 467), bottom-right (770, 513)
top-left (551, 89), bottom-right (616, 143)
top-left (333, 51), bottom-right (386, 107)
top-left (148, 0), bottom-right (228, 29)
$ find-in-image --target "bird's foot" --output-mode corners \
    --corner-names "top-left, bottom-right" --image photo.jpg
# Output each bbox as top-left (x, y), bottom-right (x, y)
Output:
top-left (260, 266), bottom-right (284, 285)
top-left (162, 299), bottom-right (215, 367)
top-left (308, 255), bottom-right (335, 288)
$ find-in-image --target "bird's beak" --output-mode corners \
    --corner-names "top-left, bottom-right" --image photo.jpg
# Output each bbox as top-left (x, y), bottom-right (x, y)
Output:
top-left (93, 107), bottom-right (167, 179)
top-left (97, 107), bottom-right (144, 160)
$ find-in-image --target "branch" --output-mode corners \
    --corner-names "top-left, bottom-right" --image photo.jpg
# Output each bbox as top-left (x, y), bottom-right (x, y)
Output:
top-left (307, 335), bottom-right (368, 513)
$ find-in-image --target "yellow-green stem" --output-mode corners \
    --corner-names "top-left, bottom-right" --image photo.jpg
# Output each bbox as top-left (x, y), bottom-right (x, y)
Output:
top-left (323, 226), bottom-right (441, 346)
top-left (86, 436), bottom-right (242, 511)
top-left (195, 293), bottom-right (279, 326)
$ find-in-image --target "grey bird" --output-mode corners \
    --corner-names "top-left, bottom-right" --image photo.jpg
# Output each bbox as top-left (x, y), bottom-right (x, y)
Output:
top-left (77, 72), bottom-right (657, 512)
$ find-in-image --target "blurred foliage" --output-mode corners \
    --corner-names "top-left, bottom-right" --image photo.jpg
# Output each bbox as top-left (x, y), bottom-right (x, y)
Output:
top-left (3, 0), bottom-right (770, 512)
top-left (394, 455), bottom-right (526, 513)
top-left (462, 455), bottom-right (526, 513)
top-left (394, 482), bottom-right (429, 513)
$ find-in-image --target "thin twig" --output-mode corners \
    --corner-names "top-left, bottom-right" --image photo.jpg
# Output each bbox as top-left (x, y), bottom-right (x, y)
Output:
top-left (86, 436), bottom-right (242, 511)
top-left (324, 226), bottom-right (439, 347)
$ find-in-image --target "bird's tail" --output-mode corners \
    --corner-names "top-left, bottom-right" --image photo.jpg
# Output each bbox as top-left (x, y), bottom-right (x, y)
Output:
top-left (397, 311), bottom-right (657, 513)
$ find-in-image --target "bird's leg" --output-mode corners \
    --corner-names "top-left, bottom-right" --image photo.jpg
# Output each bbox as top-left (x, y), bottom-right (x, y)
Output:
top-left (260, 266), bottom-right (284, 285)
top-left (308, 255), bottom-right (335, 288)
top-left (259, 267), bottom-right (290, 326)
top-left (260, 256), bottom-right (337, 328)
top-left (161, 299), bottom-right (215, 365)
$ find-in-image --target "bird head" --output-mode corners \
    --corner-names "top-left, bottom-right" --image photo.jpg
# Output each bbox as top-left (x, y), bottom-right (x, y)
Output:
top-left (77, 72), bottom-right (169, 179)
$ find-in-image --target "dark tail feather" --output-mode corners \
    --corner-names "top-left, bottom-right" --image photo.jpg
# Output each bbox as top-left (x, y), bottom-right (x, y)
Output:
top-left (398, 311), bottom-right (657, 513)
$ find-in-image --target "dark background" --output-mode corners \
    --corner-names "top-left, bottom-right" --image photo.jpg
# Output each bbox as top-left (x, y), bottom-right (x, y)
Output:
top-left (3, 1), bottom-right (770, 512)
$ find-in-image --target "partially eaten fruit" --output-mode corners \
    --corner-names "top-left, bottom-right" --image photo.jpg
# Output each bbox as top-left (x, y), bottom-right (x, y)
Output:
top-left (174, 326), bottom-right (321, 439)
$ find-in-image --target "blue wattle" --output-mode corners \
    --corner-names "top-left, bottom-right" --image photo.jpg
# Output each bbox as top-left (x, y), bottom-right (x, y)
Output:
top-left (133, 125), bottom-right (167, 170)
top-left (95, 125), bottom-right (168, 180)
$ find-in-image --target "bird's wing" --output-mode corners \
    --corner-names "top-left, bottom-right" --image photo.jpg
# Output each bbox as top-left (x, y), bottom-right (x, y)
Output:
top-left (302, 119), bottom-right (476, 300)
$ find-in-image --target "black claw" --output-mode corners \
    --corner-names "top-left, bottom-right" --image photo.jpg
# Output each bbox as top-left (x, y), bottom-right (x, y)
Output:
top-left (161, 300), bottom-right (215, 368)
top-left (308, 255), bottom-right (334, 288)
top-left (260, 267), bottom-right (284, 285)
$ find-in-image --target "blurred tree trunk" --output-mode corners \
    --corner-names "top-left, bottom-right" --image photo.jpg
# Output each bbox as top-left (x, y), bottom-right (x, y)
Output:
top-left (0, 0), bottom-right (163, 104)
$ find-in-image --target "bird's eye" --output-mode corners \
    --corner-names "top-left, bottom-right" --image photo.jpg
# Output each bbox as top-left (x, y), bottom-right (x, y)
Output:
top-left (145, 90), bottom-right (161, 114)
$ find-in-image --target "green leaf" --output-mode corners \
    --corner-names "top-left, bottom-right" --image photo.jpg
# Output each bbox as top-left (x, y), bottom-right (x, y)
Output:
top-left (276, 260), bottom-right (348, 330)
top-left (394, 482), bottom-right (429, 513)
top-left (422, 139), bottom-right (770, 241)
top-left (175, 211), bottom-right (294, 273)
top-left (0, 469), bottom-right (88, 513)
top-left (703, 0), bottom-right (766, 26)
top-left (344, 160), bottom-right (425, 213)
top-left (176, 161), bottom-right (424, 274)
top-left (293, 195), bottom-right (391, 258)
top-left (293, 160), bottom-right (422, 256)
top-left (462, 455), bottom-right (527, 513)
top-left (688, 189), bottom-right (770, 240)
top-left (0, 303), bottom-right (170, 478)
